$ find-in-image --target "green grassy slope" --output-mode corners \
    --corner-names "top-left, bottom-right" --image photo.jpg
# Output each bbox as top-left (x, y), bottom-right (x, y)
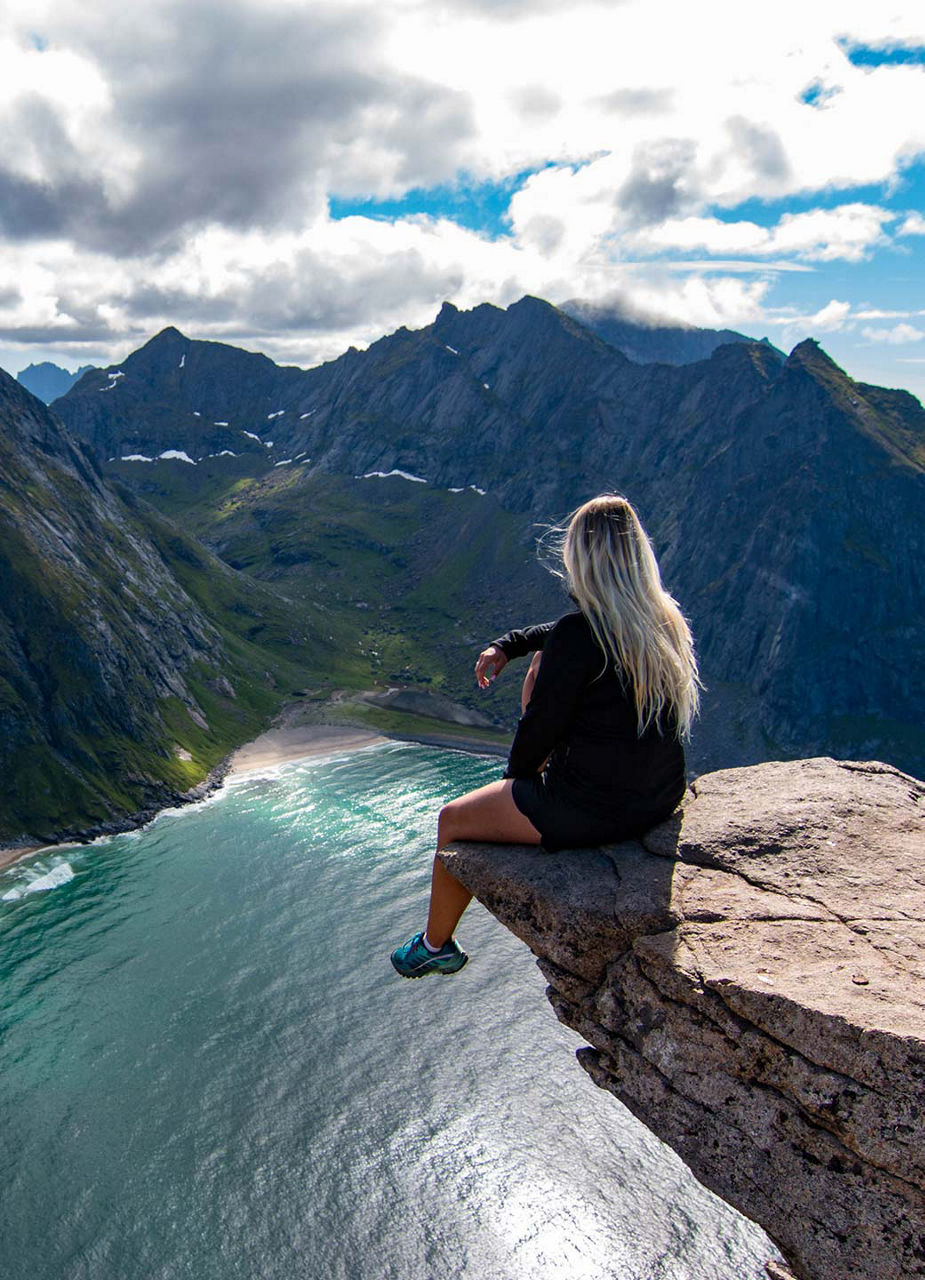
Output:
top-left (105, 457), bottom-right (566, 726)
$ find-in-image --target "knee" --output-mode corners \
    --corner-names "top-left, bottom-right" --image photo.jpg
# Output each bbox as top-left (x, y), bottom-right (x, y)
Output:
top-left (438, 799), bottom-right (463, 844)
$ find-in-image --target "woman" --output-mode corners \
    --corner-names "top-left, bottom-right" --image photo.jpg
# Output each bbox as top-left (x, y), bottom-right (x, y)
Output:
top-left (390, 493), bottom-right (700, 978)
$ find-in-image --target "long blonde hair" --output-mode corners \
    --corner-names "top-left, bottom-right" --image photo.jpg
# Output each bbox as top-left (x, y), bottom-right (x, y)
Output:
top-left (552, 494), bottom-right (700, 738)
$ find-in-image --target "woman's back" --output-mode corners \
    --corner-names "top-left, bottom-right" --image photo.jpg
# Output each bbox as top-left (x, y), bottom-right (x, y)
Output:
top-left (499, 610), bottom-right (686, 843)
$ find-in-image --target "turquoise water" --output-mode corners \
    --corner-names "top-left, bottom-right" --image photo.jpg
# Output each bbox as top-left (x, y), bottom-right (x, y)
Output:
top-left (0, 743), bottom-right (775, 1279)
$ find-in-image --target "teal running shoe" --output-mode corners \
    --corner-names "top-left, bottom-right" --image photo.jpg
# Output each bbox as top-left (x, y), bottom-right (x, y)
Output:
top-left (390, 931), bottom-right (468, 978)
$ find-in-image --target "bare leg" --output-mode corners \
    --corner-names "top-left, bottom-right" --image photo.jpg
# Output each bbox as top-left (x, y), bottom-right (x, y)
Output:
top-left (424, 778), bottom-right (542, 947)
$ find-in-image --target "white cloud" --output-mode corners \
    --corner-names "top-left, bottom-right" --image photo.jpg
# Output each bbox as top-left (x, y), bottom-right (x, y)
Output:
top-left (770, 298), bottom-right (854, 346)
top-left (861, 322), bottom-right (925, 343)
top-left (854, 308), bottom-right (921, 319)
top-left (0, 0), bottom-right (924, 368)
top-left (626, 204), bottom-right (895, 262)
top-left (0, 208), bottom-right (784, 366)
top-left (804, 299), bottom-right (853, 331)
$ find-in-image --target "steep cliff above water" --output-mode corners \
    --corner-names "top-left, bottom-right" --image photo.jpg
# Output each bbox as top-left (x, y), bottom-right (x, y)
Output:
top-left (439, 757), bottom-right (925, 1280)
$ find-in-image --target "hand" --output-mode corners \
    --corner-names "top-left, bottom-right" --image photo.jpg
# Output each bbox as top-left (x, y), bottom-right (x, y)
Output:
top-left (475, 644), bottom-right (508, 689)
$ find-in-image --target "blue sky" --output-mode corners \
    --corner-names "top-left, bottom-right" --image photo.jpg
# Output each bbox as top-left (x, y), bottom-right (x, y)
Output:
top-left (0, 1), bottom-right (923, 399)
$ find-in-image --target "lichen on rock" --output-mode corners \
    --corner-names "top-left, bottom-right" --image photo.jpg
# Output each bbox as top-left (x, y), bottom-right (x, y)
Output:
top-left (438, 757), bottom-right (925, 1280)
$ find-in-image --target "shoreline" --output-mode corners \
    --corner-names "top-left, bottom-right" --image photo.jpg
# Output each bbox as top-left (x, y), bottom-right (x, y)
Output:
top-left (0, 719), bottom-right (508, 875)
top-left (227, 724), bottom-right (389, 777)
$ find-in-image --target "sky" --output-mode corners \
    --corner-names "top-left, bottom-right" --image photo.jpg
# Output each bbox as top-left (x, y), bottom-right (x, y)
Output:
top-left (1, 0), bottom-right (924, 399)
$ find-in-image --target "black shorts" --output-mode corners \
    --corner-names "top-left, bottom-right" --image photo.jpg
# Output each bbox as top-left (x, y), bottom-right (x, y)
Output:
top-left (511, 773), bottom-right (664, 853)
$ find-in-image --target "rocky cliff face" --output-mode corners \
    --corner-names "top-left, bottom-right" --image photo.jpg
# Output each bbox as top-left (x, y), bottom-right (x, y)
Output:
top-left (0, 370), bottom-right (325, 843)
top-left (439, 758), bottom-right (925, 1280)
top-left (53, 297), bottom-right (925, 778)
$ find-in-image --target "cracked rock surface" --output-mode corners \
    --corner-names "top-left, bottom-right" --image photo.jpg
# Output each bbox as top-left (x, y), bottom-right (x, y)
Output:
top-left (438, 757), bottom-right (925, 1280)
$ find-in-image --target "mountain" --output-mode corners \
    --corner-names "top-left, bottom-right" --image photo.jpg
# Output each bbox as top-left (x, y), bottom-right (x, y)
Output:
top-left (17, 361), bottom-right (95, 403)
top-left (52, 298), bottom-right (925, 780)
top-left (0, 370), bottom-right (336, 844)
top-left (562, 298), bottom-right (784, 365)
top-left (52, 326), bottom-right (302, 462)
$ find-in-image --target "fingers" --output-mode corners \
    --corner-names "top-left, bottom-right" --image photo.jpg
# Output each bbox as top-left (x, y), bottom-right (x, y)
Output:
top-left (474, 650), bottom-right (494, 688)
top-left (474, 646), bottom-right (505, 688)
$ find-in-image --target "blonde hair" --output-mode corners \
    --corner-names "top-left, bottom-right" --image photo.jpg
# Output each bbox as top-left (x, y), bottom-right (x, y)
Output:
top-left (552, 494), bottom-right (700, 738)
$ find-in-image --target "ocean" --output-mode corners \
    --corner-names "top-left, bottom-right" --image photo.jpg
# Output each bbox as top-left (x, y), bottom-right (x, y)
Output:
top-left (0, 742), bottom-right (776, 1279)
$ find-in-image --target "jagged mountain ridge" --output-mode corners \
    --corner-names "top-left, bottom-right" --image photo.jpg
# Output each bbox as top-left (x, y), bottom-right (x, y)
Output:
top-left (52, 297), bottom-right (925, 777)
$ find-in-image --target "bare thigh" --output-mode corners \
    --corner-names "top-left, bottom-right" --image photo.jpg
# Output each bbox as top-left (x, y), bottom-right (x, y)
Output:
top-left (438, 779), bottom-right (542, 848)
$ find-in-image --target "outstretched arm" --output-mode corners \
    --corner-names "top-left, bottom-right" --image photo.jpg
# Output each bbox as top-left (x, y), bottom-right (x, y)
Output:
top-left (474, 619), bottom-right (558, 688)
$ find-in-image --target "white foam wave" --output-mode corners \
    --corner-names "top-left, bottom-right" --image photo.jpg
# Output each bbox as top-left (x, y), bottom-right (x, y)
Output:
top-left (3, 861), bottom-right (75, 901)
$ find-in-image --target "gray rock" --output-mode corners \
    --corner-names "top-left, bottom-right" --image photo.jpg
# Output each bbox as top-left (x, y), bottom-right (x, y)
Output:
top-left (438, 757), bottom-right (925, 1280)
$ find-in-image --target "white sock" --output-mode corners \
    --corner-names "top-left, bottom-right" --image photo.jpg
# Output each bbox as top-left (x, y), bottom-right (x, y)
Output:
top-left (422, 933), bottom-right (443, 953)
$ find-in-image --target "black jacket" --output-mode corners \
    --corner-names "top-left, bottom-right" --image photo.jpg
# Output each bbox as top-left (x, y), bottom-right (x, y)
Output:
top-left (493, 611), bottom-right (686, 825)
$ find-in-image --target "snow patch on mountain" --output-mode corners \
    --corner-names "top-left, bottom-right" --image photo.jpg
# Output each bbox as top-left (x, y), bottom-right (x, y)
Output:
top-left (360, 469), bottom-right (428, 484)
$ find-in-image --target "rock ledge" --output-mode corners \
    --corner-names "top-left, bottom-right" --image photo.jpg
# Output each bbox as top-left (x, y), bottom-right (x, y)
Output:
top-left (439, 757), bottom-right (925, 1280)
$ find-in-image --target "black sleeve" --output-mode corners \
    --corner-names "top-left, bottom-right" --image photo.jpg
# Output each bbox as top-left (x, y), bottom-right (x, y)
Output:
top-left (502, 615), bottom-right (596, 778)
top-left (491, 620), bottom-right (556, 660)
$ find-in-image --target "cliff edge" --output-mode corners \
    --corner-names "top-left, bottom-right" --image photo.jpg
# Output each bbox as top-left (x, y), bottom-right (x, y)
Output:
top-left (438, 758), bottom-right (924, 1280)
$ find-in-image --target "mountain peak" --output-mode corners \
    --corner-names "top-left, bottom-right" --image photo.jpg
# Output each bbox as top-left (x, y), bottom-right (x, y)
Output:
top-left (788, 337), bottom-right (823, 356)
top-left (149, 325), bottom-right (188, 345)
top-left (785, 338), bottom-right (848, 381)
top-left (509, 294), bottom-right (557, 313)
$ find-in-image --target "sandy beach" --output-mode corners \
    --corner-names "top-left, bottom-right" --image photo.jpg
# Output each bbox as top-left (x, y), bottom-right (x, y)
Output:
top-left (0, 842), bottom-right (46, 874)
top-left (227, 724), bottom-right (388, 776)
